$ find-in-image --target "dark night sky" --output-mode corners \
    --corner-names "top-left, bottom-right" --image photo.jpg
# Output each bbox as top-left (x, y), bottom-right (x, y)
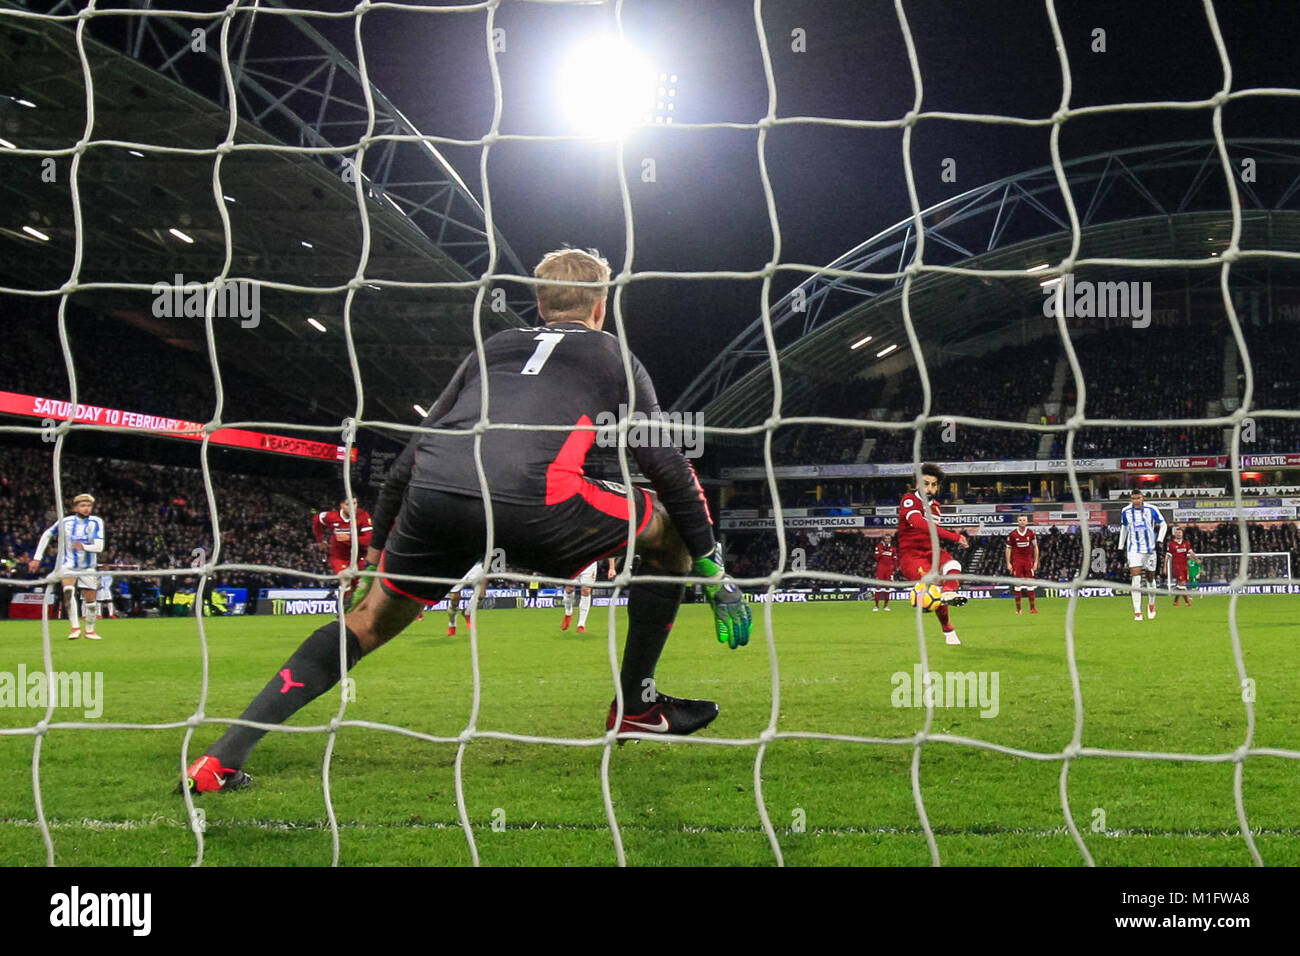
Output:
top-left (300, 0), bottom-right (1300, 402)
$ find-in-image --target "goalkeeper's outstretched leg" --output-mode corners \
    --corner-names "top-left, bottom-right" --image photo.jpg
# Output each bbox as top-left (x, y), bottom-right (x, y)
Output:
top-left (181, 495), bottom-right (749, 793)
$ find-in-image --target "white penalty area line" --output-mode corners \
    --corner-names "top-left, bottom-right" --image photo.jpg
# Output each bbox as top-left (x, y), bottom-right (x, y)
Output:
top-left (3, 817), bottom-right (1298, 840)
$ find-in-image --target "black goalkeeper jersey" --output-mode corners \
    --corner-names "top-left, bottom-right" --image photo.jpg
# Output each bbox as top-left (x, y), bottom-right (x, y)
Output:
top-left (373, 323), bottom-right (715, 558)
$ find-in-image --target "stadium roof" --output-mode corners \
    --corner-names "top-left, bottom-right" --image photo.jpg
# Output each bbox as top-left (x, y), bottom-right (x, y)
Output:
top-left (676, 139), bottom-right (1300, 428)
top-left (0, 1), bottom-right (533, 425)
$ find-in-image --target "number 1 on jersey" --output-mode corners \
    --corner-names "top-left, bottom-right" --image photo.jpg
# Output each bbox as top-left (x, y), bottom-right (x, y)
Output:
top-left (521, 332), bottom-right (565, 375)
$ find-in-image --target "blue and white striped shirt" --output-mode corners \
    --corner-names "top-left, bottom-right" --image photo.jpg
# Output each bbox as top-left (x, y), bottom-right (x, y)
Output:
top-left (1120, 504), bottom-right (1164, 553)
top-left (35, 514), bottom-right (106, 570)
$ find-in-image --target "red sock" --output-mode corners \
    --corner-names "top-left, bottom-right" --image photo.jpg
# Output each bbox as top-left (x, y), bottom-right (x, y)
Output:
top-left (935, 604), bottom-right (952, 630)
top-left (1014, 594), bottom-right (1021, 610)
top-left (1028, 593), bottom-right (1036, 609)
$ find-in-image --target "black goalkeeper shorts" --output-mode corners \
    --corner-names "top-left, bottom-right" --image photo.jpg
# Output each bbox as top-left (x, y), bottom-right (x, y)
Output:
top-left (379, 481), bottom-right (653, 602)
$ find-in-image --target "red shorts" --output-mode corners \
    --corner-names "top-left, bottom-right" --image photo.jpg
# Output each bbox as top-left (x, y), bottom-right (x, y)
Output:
top-left (1173, 568), bottom-right (1189, 585)
top-left (329, 556), bottom-right (359, 576)
top-left (875, 565), bottom-right (895, 581)
top-left (900, 550), bottom-right (954, 582)
top-left (1011, 562), bottom-right (1034, 579)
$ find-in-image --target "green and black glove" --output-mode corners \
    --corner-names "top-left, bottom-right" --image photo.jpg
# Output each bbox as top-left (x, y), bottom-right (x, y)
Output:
top-left (347, 563), bottom-right (377, 612)
top-left (694, 545), bottom-right (751, 649)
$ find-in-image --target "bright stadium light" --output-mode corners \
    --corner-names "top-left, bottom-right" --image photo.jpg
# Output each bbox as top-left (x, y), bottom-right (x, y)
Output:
top-left (849, 334), bottom-right (873, 350)
top-left (413, 404), bottom-right (428, 418)
top-left (128, 150), bottom-right (144, 157)
top-left (876, 344), bottom-right (898, 358)
top-left (168, 227), bottom-right (194, 244)
top-left (306, 317), bottom-right (326, 332)
top-left (557, 36), bottom-right (658, 138)
top-left (22, 225), bottom-right (50, 241)
top-left (1027, 263), bottom-right (1050, 272)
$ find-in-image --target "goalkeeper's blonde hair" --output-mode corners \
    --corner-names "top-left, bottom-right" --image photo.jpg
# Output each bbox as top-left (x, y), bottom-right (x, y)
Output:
top-left (534, 247), bottom-right (611, 322)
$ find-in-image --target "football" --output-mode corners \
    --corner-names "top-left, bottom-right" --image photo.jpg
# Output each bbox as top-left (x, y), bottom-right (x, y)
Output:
top-left (910, 582), bottom-right (944, 612)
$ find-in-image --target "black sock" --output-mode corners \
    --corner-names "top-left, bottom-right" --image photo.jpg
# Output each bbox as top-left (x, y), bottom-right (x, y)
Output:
top-left (207, 622), bottom-right (363, 770)
top-left (620, 580), bottom-right (685, 708)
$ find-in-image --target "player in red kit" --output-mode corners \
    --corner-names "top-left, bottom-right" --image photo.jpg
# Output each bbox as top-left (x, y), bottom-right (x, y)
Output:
top-left (1004, 514), bottom-right (1040, 614)
top-left (1164, 526), bottom-right (1196, 606)
top-left (313, 498), bottom-right (373, 602)
top-left (896, 463), bottom-right (971, 645)
top-left (873, 534), bottom-right (898, 611)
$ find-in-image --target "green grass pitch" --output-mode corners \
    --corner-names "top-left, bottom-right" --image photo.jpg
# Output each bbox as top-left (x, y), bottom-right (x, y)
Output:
top-left (1, 595), bottom-right (1297, 866)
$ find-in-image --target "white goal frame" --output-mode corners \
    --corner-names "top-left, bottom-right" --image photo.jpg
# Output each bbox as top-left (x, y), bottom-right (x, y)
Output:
top-left (1181, 552), bottom-right (1294, 588)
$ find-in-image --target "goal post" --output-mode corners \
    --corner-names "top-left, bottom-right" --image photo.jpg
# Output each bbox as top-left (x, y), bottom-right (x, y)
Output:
top-left (1181, 552), bottom-right (1294, 589)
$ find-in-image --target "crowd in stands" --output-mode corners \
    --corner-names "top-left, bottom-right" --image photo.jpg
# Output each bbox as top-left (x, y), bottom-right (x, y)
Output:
top-left (868, 342), bottom-right (1056, 463)
top-left (1062, 329), bottom-right (1226, 458)
top-left (1, 305), bottom-right (343, 431)
top-left (1241, 328), bottom-right (1300, 453)
top-left (0, 445), bottom-right (355, 592)
top-left (719, 318), bottom-right (1300, 470)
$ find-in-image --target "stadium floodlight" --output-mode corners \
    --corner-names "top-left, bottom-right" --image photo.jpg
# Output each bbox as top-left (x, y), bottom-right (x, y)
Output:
top-left (301, 240), bottom-right (314, 249)
top-left (223, 195), bottom-right (236, 203)
top-left (557, 36), bottom-right (658, 138)
top-left (22, 225), bottom-right (50, 241)
top-left (876, 344), bottom-right (898, 358)
top-left (168, 227), bottom-right (194, 244)
top-left (849, 334), bottom-right (873, 350)
top-left (15, 98), bottom-right (35, 108)
top-left (413, 404), bottom-right (428, 418)
top-left (306, 317), bottom-right (326, 332)
top-left (1040, 276), bottom-right (1062, 287)
top-left (1027, 263), bottom-right (1050, 272)
top-left (128, 149), bottom-right (144, 157)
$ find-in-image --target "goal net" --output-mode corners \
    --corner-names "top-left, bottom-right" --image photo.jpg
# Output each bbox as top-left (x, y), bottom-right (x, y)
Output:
top-left (1186, 552), bottom-right (1294, 589)
top-left (3, 0), bottom-right (1299, 873)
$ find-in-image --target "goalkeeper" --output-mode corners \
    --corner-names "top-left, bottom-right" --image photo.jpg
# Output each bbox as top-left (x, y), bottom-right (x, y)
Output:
top-left (183, 247), bottom-right (749, 793)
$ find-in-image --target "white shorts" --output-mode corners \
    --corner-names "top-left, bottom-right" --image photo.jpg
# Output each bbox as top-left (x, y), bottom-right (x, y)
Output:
top-left (575, 561), bottom-right (598, 586)
top-left (1126, 550), bottom-right (1158, 573)
top-left (60, 566), bottom-right (99, 591)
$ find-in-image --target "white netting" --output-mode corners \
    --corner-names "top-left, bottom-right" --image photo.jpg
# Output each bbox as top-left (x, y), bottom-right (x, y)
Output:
top-left (2, 0), bottom-right (1299, 869)
top-left (1190, 552), bottom-right (1292, 587)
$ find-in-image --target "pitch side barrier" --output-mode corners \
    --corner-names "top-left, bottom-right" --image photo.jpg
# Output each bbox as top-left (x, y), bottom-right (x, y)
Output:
top-left (245, 583), bottom-right (1300, 616)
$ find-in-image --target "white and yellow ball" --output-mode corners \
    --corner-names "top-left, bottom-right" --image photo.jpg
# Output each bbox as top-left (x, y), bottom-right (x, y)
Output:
top-left (909, 582), bottom-right (944, 612)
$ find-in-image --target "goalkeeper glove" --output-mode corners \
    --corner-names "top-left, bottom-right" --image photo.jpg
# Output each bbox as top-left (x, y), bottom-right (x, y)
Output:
top-left (694, 545), bottom-right (751, 649)
top-left (347, 563), bottom-right (377, 612)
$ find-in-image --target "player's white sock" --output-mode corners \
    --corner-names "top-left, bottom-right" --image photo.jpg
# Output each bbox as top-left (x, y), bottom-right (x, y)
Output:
top-left (83, 600), bottom-right (98, 630)
top-left (64, 587), bottom-right (79, 628)
top-left (1131, 581), bottom-right (1143, 615)
top-left (578, 592), bottom-right (592, 628)
top-left (563, 589), bottom-right (575, 615)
